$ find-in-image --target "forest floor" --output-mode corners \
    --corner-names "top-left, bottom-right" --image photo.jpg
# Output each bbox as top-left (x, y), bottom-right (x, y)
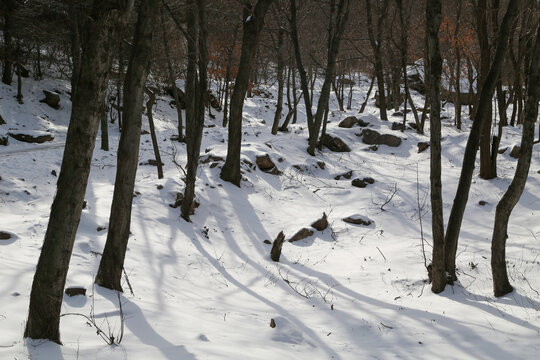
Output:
top-left (1, 75), bottom-right (540, 359)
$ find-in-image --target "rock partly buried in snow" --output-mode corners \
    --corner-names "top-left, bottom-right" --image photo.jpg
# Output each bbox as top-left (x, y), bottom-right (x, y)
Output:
top-left (0, 114), bottom-right (5, 125)
top-left (40, 90), bottom-right (61, 109)
top-left (417, 142), bottom-right (430, 153)
top-left (8, 132), bottom-right (54, 144)
top-left (497, 147), bottom-right (508, 154)
top-left (256, 154), bottom-right (281, 175)
top-left (311, 212), bottom-right (328, 231)
top-left (343, 214), bottom-right (373, 226)
top-left (509, 145), bottom-right (521, 158)
top-left (289, 228), bottom-right (314, 242)
top-left (0, 135), bottom-right (8, 146)
top-left (391, 122), bottom-right (405, 131)
top-left (0, 231), bottom-right (12, 240)
top-left (321, 134), bottom-right (351, 152)
top-left (335, 170), bottom-right (353, 180)
top-left (65, 287), bottom-right (86, 297)
top-left (357, 118), bottom-right (370, 127)
top-left (351, 177), bottom-right (374, 188)
top-left (359, 129), bottom-right (402, 147)
top-left (338, 116), bottom-right (358, 128)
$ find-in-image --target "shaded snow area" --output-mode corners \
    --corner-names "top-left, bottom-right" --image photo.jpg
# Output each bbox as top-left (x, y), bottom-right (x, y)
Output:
top-left (1, 75), bottom-right (540, 360)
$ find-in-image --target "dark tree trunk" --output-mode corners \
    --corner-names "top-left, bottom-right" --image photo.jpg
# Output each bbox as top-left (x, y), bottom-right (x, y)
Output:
top-left (443, 0), bottom-right (519, 282)
top-left (478, 0), bottom-right (496, 180)
top-left (366, 0), bottom-right (389, 121)
top-left (95, 0), bottom-right (157, 292)
top-left (160, 6), bottom-right (184, 141)
top-left (359, 74), bottom-right (375, 113)
top-left (223, 24), bottom-right (240, 128)
top-left (308, 0), bottom-right (350, 156)
top-left (182, 0), bottom-right (208, 221)
top-left (289, 0), bottom-right (314, 138)
top-left (271, 24), bottom-right (285, 135)
top-left (491, 23), bottom-right (539, 297)
top-left (426, 0), bottom-right (445, 294)
top-left (220, 0), bottom-right (274, 187)
top-left (100, 100), bottom-right (109, 151)
top-left (24, 1), bottom-right (131, 343)
top-left (145, 88), bottom-right (163, 179)
top-left (69, 3), bottom-right (82, 95)
top-left (16, 41), bottom-right (23, 104)
top-left (2, 9), bottom-right (13, 85)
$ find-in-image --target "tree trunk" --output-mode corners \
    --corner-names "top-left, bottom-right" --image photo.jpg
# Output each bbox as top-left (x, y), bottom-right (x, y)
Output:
top-left (359, 74), bottom-right (375, 113)
top-left (25, 1), bottom-right (132, 343)
top-left (145, 88), bottom-right (163, 179)
top-left (491, 23), bottom-right (539, 297)
top-left (160, 6), bottom-right (184, 141)
top-left (2, 9), bottom-right (13, 85)
top-left (222, 24), bottom-right (240, 128)
top-left (365, 0), bottom-right (389, 121)
top-left (271, 25), bottom-right (285, 135)
top-left (182, 0), bottom-right (208, 221)
top-left (443, 0), bottom-right (519, 282)
top-left (16, 41), bottom-right (23, 104)
top-left (426, 0), bottom-right (446, 294)
top-left (220, 0), bottom-right (273, 187)
top-left (95, 0), bottom-right (157, 292)
top-left (100, 100), bottom-right (109, 151)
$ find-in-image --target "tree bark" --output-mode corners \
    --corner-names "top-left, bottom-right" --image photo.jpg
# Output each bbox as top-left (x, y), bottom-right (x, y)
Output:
top-left (220, 0), bottom-right (274, 187)
top-left (426, 0), bottom-right (446, 294)
top-left (25, 1), bottom-right (132, 343)
top-left (182, 0), bottom-right (208, 221)
top-left (491, 22), bottom-right (539, 297)
top-left (443, 0), bottom-right (519, 282)
top-left (145, 88), bottom-right (163, 179)
top-left (2, 7), bottom-right (13, 85)
top-left (271, 24), bottom-right (285, 135)
top-left (222, 24), bottom-right (240, 128)
top-left (95, 0), bottom-right (157, 292)
top-left (100, 100), bottom-right (109, 151)
top-left (160, 6), bottom-right (184, 141)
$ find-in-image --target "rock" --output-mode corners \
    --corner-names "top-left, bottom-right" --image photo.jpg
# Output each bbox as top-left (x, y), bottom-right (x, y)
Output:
top-left (40, 90), bottom-right (60, 109)
top-left (263, 239), bottom-right (272, 245)
top-left (357, 118), bottom-right (370, 127)
top-left (97, 226), bottom-right (106, 232)
top-left (311, 212), bottom-right (328, 231)
top-left (391, 122), bottom-right (405, 131)
top-left (338, 116), bottom-right (358, 128)
top-left (16, 64), bottom-right (30, 78)
top-left (352, 177), bottom-right (374, 188)
top-left (8, 133), bottom-right (54, 143)
top-left (321, 134), bottom-right (351, 152)
top-left (51, 170), bottom-right (57, 177)
top-left (351, 178), bottom-right (367, 188)
top-left (157, 184), bottom-right (164, 190)
top-left (479, 200), bottom-right (488, 206)
top-left (141, 129), bottom-right (150, 135)
top-left (0, 114), bottom-right (5, 125)
top-left (334, 170), bottom-right (353, 180)
top-left (360, 129), bottom-right (402, 147)
top-left (392, 111), bottom-right (404, 117)
top-left (289, 228), bottom-right (314, 242)
top-left (0, 135), bottom-right (8, 146)
top-left (497, 147), bottom-right (508, 154)
top-left (0, 231), bottom-right (12, 240)
top-left (256, 154), bottom-right (275, 170)
top-left (200, 154), bottom-right (225, 164)
top-left (343, 215), bottom-right (372, 226)
top-left (509, 145), bottom-right (521, 158)
top-left (417, 142), bottom-right (430, 153)
top-left (270, 318), bottom-right (276, 328)
top-left (316, 161), bottom-right (326, 170)
top-left (256, 154), bottom-right (281, 175)
top-left (270, 231), bottom-right (286, 262)
top-left (165, 86), bottom-right (186, 109)
top-left (65, 287), bottom-right (86, 297)
top-left (368, 145), bottom-right (378, 151)
top-left (408, 122), bottom-right (418, 130)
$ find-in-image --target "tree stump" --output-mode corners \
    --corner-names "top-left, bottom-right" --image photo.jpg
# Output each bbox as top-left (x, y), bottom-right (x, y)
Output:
top-left (270, 231), bottom-right (286, 262)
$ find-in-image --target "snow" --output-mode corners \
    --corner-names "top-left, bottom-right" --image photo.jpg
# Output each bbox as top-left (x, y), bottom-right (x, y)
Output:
top-left (1, 73), bottom-right (540, 359)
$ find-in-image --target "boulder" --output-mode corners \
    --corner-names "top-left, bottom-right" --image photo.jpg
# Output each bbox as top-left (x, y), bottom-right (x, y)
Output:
top-left (417, 142), bottom-right (430, 153)
top-left (360, 129), bottom-right (402, 147)
top-left (256, 154), bottom-right (281, 175)
top-left (321, 134), bottom-right (351, 152)
top-left (343, 215), bottom-right (373, 226)
top-left (0, 231), bottom-right (12, 240)
top-left (391, 122), bottom-right (406, 131)
top-left (65, 287), bottom-right (86, 297)
top-left (334, 170), bottom-right (353, 180)
top-left (289, 228), bottom-right (314, 242)
top-left (8, 133), bottom-right (54, 143)
top-left (338, 116), bottom-right (358, 128)
top-left (357, 118), bottom-right (370, 127)
top-left (352, 177), bottom-right (374, 188)
top-left (40, 90), bottom-right (60, 109)
top-left (311, 212), bottom-right (328, 231)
